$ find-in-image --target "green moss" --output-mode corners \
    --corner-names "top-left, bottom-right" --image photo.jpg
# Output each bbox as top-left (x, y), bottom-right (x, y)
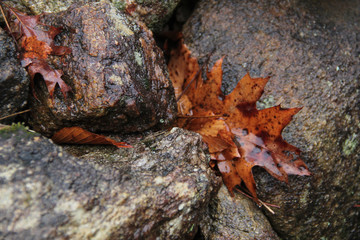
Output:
top-left (0, 122), bottom-right (28, 133)
top-left (0, 123), bottom-right (36, 139)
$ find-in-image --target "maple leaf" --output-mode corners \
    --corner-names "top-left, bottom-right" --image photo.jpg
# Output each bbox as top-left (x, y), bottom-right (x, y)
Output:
top-left (168, 40), bottom-right (310, 202)
top-left (52, 127), bottom-right (132, 148)
top-left (2, 4), bottom-right (71, 99)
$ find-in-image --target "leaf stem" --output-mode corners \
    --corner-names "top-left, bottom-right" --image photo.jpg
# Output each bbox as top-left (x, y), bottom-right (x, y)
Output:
top-left (176, 50), bottom-right (214, 102)
top-left (234, 188), bottom-right (279, 214)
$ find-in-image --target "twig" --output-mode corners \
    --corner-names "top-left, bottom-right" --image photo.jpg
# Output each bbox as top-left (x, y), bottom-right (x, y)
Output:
top-left (0, 2), bottom-right (19, 49)
top-left (176, 67), bottom-right (201, 102)
top-left (258, 199), bottom-right (275, 214)
top-left (0, 109), bottom-right (30, 120)
top-left (176, 50), bottom-right (215, 102)
top-left (234, 188), bottom-right (279, 214)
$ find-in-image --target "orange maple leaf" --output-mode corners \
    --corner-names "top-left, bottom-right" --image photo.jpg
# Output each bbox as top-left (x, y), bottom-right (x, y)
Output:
top-left (168, 40), bottom-right (310, 202)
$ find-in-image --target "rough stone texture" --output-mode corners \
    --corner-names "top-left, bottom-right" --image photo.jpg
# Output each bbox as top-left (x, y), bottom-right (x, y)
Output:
top-left (110, 0), bottom-right (182, 33)
top-left (199, 185), bottom-right (280, 240)
top-left (0, 28), bottom-right (29, 124)
top-left (29, 2), bottom-right (177, 137)
top-left (183, 0), bottom-right (360, 239)
top-left (2, 0), bottom-right (94, 14)
top-left (4, 0), bottom-right (180, 33)
top-left (0, 125), bottom-right (221, 239)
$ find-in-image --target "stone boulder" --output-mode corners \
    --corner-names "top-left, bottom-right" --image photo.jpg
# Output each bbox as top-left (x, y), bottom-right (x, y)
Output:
top-left (0, 28), bottom-right (29, 124)
top-left (6, 0), bottom-right (181, 33)
top-left (182, 0), bottom-right (360, 239)
top-left (200, 185), bottom-right (280, 240)
top-left (28, 2), bottom-right (177, 137)
top-left (0, 125), bottom-right (221, 239)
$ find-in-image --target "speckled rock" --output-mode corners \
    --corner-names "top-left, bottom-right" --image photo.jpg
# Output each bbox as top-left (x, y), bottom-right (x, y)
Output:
top-left (0, 28), bottom-right (29, 124)
top-left (28, 2), bottom-right (177, 137)
top-left (8, 0), bottom-right (180, 33)
top-left (183, 0), bottom-right (359, 239)
top-left (110, 0), bottom-right (181, 33)
top-left (2, 0), bottom-right (94, 14)
top-left (199, 185), bottom-right (280, 240)
top-left (0, 126), bottom-right (221, 239)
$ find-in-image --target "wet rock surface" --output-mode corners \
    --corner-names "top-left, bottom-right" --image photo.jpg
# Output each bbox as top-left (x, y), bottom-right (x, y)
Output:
top-left (110, 0), bottom-right (182, 33)
top-left (0, 126), bottom-right (221, 239)
top-left (183, 0), bottom-right (360, 239)
top-left (8, 0), bottom-right (180, 33)
top-left (29, 2), bottom-right (177, 137)
top-left (200, 185), bottom-right (280, 240)
top-left (0, 28), bottom-right (29, 124)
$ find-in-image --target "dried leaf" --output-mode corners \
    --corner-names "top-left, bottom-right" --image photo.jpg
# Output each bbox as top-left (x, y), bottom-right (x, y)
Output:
top-left (25, 58), bottom-right (71, 98)
top-left (51, 127), bottom-right (132, 148)
top-left (4, 5), bottom-right (71, 99)
top-left (169, 40), bottom-right (310, 202)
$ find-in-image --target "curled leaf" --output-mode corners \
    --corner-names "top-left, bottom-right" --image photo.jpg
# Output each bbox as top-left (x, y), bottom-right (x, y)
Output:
top-left (52, 127), bottom-right (132, 148)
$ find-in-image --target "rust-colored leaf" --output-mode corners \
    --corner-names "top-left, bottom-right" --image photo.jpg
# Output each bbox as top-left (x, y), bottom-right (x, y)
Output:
top-left (3, 5), bottom-right (71, 99)
top-left (168, 40), bottom-right (310, 202)
top-left (25, 59), bottom-right (71, 98)
top-left (51, 127), bottom-right (132, 148)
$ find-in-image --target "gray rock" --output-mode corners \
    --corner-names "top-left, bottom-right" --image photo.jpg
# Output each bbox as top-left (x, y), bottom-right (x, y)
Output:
top-left (183, 0), bottom-right (360, 239)
top-left (0, 28), bottom-right (29, 124)
top-left (200, 185), bottom-right (280, 240)
top-left (0, 125), bottom-right (221, 239)
top-left (28, 2), bottom-right (177, 137)
top-left (9, 0), bottom-right (181, 33)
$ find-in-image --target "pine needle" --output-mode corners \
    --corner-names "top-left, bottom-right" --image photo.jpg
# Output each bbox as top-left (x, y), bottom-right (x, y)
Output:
top-left (0, 109), bottom-right (30, 121)
top-left (0, 2), bottom-right (19, 49)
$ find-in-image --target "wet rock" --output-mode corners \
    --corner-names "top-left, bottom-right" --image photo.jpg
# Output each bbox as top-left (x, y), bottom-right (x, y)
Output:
top-left (13, 0), bottom-right (180, 33)
top-left (29, 2), bottom-right (177, 137)
top-left (0, 28), bottom-right (29, 124)
top-left (183, 0), bottom-right (360, 239)
top-left (200, 185), bottom-right (279, 240)
top-left (0, 126), bottom-right (221, 239)
top-left (111, 0), bottom-right (182, 33)
top-left (4, 0), bottom-right (92, 14)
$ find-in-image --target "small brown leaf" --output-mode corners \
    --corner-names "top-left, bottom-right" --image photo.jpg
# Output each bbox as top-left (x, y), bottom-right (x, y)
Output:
top-left (25, 58), bottom-right (71, 98)
top-left (51, 127), bottom-right (132, 148)
top-left (3, 5), bottom-right (71, 99)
